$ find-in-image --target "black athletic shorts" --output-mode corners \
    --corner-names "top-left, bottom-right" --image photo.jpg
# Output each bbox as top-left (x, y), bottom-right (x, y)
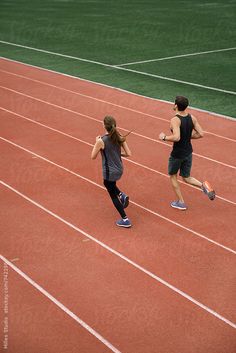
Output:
top-left (168, 153), bottom-right (192, 178)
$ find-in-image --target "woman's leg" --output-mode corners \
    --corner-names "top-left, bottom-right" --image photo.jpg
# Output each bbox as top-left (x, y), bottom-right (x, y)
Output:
top-left (103, 180), bottom-right (127, 219)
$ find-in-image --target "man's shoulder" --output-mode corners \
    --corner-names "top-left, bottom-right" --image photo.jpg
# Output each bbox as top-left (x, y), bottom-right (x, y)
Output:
top-left (190, 114), bottom-right (197, 123)
top-left (171, 116), bottom-right (181, 124)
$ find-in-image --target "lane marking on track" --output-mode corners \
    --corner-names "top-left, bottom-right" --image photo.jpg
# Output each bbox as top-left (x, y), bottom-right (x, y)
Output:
top-left (0, 68), bottom-right (235, 143)
top-left (1, 56), bottom-right (235, 121)
top-left (0, 136), bottom-right (235, 254)
top-left (1, 107), bottom-right (235, 206)
top-left (0, 255), bottom-right (122, 353)
top-left (115, 47), bottom-right (236, 66)
top-left (0, 40), bottom-right (235, 95)
top-left (0, 85), bottom-right (235, 170)
top-left (0, 187), bottom-right (235, 330)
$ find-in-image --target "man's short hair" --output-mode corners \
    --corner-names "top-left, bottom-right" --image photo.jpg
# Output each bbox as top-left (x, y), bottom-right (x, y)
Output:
top-left (175, 96), bottom-right (189, 111)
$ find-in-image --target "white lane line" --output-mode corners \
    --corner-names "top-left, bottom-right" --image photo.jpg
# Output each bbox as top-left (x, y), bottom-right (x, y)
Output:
top-left (115, 47), bottom-right (236, 66)
top-left (1, 55), bottom-right (235, 121)
top-left (0, 85), bottom-right (235, 170)
top-left (0, 136), bottom-right (235, 255)
top-left (0, 185), bottom-right (235, 330)
top-left (0, 108), bottom-right (94, 147)
top-left (0, 255), bottom-right (122, 353)
top-left (0, 40), bottom-right (235, 95)
top-left (1, 107), bottom-right (235, 206)
top-left (0, 40), bottom-right (111, 67)
top-left (1, 68), bottom-right (235, 143)
top-left (113, 66), bottom-right (236, 95)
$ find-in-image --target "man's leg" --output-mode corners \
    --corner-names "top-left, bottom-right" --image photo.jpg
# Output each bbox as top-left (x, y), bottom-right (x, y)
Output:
top-left (180, 154), bottom-right (215, 200)
top-left (168, 156), bottom-right (187, 209)
top-left (170, 174), bottom-right (185, 203)
top-left (182, 176), bottom-right (202, 188)
top-left (180, 154), bottom-right (201, 187)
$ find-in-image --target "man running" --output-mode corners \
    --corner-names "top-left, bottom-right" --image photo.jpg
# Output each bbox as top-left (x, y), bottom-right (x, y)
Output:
top-left (159, 96), bottom-right (215, 210)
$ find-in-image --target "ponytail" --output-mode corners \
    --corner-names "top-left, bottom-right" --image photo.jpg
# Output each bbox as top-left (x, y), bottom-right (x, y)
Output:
top-left (103, 116), bottom-right (130, 146)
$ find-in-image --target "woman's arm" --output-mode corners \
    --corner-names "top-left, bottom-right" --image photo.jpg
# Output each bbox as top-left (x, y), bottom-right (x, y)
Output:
top-left (121, 141), bottom-right (132, 157)
top-left (91, 136), bottom-right (104, 159)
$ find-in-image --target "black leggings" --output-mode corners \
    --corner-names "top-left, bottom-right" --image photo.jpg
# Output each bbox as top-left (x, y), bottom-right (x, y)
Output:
top-left (103, 179), bottom-right (126, 219)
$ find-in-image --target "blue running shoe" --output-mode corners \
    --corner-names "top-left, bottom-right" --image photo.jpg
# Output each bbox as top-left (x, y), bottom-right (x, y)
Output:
top-left (202, 181), bottom-right (215, 200)
top-left (116, 218), bottom-right (132, 228)
top-left (171, 201), bottom-right (187, 210)
top-left (119, 192), bottom-right (129, 208)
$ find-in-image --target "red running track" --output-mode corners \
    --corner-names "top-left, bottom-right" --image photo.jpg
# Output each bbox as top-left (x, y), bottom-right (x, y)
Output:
top-left (0, 58), bottom-right (235, 353)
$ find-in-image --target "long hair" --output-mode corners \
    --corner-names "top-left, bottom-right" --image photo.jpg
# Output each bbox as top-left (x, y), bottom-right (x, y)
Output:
top-left (103, 116), bottom-right (130, 146)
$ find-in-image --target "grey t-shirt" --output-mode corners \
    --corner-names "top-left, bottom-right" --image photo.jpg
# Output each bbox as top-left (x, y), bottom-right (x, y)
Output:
top-left (101, 135), bottom-right (123, 181)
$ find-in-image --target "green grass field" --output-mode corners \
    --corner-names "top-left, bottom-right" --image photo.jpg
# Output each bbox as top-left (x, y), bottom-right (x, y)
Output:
top-left (0, 0), bottom-right (235, 117)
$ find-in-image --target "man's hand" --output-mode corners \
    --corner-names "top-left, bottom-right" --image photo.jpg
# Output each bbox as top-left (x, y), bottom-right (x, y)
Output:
top-left (159, 132), bottom-right (166, 141)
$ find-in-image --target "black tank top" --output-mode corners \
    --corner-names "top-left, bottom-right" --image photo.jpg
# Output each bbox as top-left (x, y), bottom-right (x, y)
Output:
top-left (171, 114), bottom-right (194, 158)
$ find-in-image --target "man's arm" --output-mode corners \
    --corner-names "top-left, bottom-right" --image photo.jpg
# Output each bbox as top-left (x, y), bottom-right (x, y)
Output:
top-left (191, 115), bottom-right (204, 139)
top-left (159, 117), bottom-right (180, 142)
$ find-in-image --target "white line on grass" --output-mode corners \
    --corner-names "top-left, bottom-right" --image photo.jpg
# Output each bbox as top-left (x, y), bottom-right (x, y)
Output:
top-left (0, 40), bottom-right (235, 95)
top-left (0, 136), bottom-right (235, 254)
top-left (1, 68), bottom-right (235, 143)
top-left (0, 85), bottom-right (235, 170)
top-left (113, 66), bottom-right (236, 95)
top-left (1, 56), bottom-right (235, 121)
top-left (0, 40), bottom-right (111, 67)
top-left (115, 47), bottom-right (236, 66)
top-left (0, 185), bottom-right (235, 330)
top-left (0, 255), bottom-right (122, 353)
top-left (1, 106), bottom-right (235, 206)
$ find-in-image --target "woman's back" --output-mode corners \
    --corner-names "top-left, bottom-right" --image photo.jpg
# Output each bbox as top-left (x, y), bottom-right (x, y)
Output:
top-left (101, 135), bottom-right (123, 181)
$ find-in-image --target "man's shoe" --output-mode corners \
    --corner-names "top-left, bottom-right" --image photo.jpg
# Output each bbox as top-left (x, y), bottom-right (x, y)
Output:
top-left (116, 218), bottom-right (132, 228)
top-left (119, 192), bottom-right (129, 208)
top-left (202, 181), bottom-right (215, 200)
top-left (171, 200), bottom-right (187, 210)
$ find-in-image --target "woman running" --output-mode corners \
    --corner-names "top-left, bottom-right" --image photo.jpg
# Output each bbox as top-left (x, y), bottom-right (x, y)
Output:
top-left (91, 116), bottom-right (132, 228)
